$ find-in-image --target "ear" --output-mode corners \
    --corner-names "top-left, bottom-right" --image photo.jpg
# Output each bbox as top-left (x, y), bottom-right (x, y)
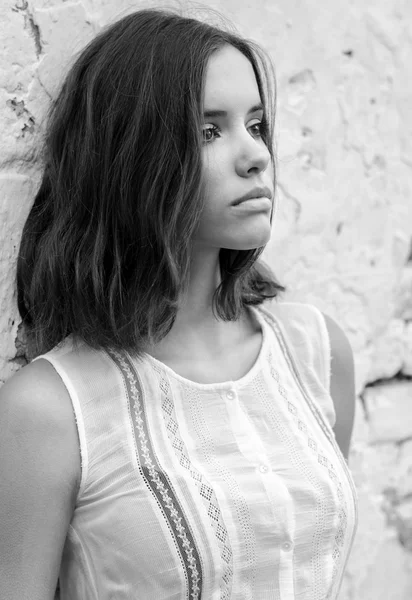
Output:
top-left (322, 312), bottom-right (356, 462)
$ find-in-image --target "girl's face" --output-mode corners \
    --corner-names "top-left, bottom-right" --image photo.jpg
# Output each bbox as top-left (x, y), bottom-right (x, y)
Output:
top-left (195, 44), bottom-right (274, 252)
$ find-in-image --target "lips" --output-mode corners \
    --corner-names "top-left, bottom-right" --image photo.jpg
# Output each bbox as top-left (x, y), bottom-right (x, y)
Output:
top-left (232, 186), bottom-right (273, 206)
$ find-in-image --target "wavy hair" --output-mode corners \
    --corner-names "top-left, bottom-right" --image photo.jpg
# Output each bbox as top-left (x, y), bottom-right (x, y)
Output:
top-left (17, 7), bottom-right (286, 356)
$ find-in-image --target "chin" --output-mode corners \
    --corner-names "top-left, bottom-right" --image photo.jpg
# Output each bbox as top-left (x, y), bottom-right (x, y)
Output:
top-left (225, 229), bottom-right (272, 251)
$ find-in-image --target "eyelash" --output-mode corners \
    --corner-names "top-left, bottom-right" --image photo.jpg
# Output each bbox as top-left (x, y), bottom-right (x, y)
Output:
top-left (202, 121), bottom-right (267, 144)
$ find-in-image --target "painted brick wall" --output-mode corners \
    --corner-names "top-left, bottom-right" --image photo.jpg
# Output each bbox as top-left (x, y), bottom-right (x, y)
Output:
top-left (1, 0), bottom-right (411, 597)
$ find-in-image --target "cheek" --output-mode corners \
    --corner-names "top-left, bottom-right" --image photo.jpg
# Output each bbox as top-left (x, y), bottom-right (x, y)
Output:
top-left (197, 158), bottom-right (229, 241)
top-left (201, 147), bottom-right (228, 196)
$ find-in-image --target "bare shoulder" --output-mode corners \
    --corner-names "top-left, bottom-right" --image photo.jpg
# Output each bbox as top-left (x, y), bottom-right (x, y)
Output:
top-left (0, 359), bottom-right (81, 598)
top-left (321, 313), bottom-right (356, 461)
top-left (0, 358), bottom-right (81, 502)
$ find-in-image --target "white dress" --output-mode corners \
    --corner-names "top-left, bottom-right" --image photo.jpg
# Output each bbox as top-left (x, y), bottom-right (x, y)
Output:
top-left (37, 301), bottom-right (358, 599)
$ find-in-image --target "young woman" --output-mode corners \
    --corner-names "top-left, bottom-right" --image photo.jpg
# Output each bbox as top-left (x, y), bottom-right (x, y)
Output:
top-left (0, 8), bottom-right (358, 600)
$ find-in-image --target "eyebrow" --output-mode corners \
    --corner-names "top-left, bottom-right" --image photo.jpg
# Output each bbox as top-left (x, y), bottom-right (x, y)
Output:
top-left (203, 102), bottom-right (264, 119)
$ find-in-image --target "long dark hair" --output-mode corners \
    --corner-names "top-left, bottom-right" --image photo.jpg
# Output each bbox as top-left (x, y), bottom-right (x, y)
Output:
top-left (17, 8), bottom-right (286, 356)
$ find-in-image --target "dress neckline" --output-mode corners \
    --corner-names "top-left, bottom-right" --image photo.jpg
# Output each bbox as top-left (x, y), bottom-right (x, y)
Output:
top-left (141, 306), bottom-right (269, 391)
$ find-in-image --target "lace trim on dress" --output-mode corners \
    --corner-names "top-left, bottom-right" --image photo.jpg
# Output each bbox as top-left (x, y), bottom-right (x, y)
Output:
top-left (259, 308), bottom-right (358, 599)
top-left (151, 361), bottom-right (234, 599)
top-left (107, 348), bottom-right (203, 600)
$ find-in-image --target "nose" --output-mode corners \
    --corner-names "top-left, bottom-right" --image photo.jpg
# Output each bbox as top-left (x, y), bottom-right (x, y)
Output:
top-left (235, 129), bottom-right (271, 177)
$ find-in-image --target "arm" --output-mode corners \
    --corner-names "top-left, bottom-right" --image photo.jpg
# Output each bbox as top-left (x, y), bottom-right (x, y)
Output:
top-left (322, 313), bottom-right (356, 462)
top-left (0, 359), bottom-right (81, 600)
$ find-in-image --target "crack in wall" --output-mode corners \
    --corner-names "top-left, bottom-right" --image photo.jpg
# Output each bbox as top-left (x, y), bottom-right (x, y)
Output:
top-left (276, 182), bottom-right (302, 223)
top-left (382, 487), bottom-right (412, 553)
top-left (27, 14), bottom-right (42, 58)
top-left (6, 97), bottom-right (36, 137)
top-left (363, 370), bottom-right (412, 389)
top-left (13, 0), bottom-right (43, 58)
top-left (407, 238), bottom-right (412, 262)
top-left (38, 77), bottom-right (52, 101)
top-left (12, 322), bottom-right (30, 367)
top-left (358, 391), bottom-right (369, 421)
top-left (358, 368), bottom-right (412, 423)
top-left (395, 435), bottom-right (412, 447)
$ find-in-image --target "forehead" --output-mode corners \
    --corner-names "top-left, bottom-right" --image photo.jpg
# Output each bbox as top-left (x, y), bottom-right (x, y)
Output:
top-left (203, 44), bottom-right (261, 108)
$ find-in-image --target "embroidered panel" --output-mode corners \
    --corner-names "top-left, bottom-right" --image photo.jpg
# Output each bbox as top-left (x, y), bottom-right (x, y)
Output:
top-left (107, 349), bottom-right (203, 600)
top-left (261, 310), bottom-right (358, 598)
top-left (151, 361), bottom-right (234, 600)
top-left (268, 352), bottom-right (347, 594)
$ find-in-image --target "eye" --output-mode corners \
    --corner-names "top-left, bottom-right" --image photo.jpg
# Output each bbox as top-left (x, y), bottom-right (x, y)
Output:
top-left (202, 125), bottom-right (220, 143)
top-left (248, 120), bottom-right (265, 137)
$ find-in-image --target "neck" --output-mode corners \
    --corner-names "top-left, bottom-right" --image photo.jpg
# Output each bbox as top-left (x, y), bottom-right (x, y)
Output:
top-left (147, 246), bottom-right (247, 359)
top-left (178, 245), bottom-right (221, 327)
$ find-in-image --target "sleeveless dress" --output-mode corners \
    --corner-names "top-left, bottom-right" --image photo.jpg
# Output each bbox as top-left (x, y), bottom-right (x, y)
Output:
top-left (36, 301), bottom-right (358, 600)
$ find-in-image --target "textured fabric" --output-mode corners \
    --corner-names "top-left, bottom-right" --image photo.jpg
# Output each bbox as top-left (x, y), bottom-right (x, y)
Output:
top-left (36, 301), bottom-right (358, 600)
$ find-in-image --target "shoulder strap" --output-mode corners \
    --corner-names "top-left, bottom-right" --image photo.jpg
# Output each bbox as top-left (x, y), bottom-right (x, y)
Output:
top-left (260, 301), bottom-right (331, 390)
top-left (257, 301), bottom-right (336, 429)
